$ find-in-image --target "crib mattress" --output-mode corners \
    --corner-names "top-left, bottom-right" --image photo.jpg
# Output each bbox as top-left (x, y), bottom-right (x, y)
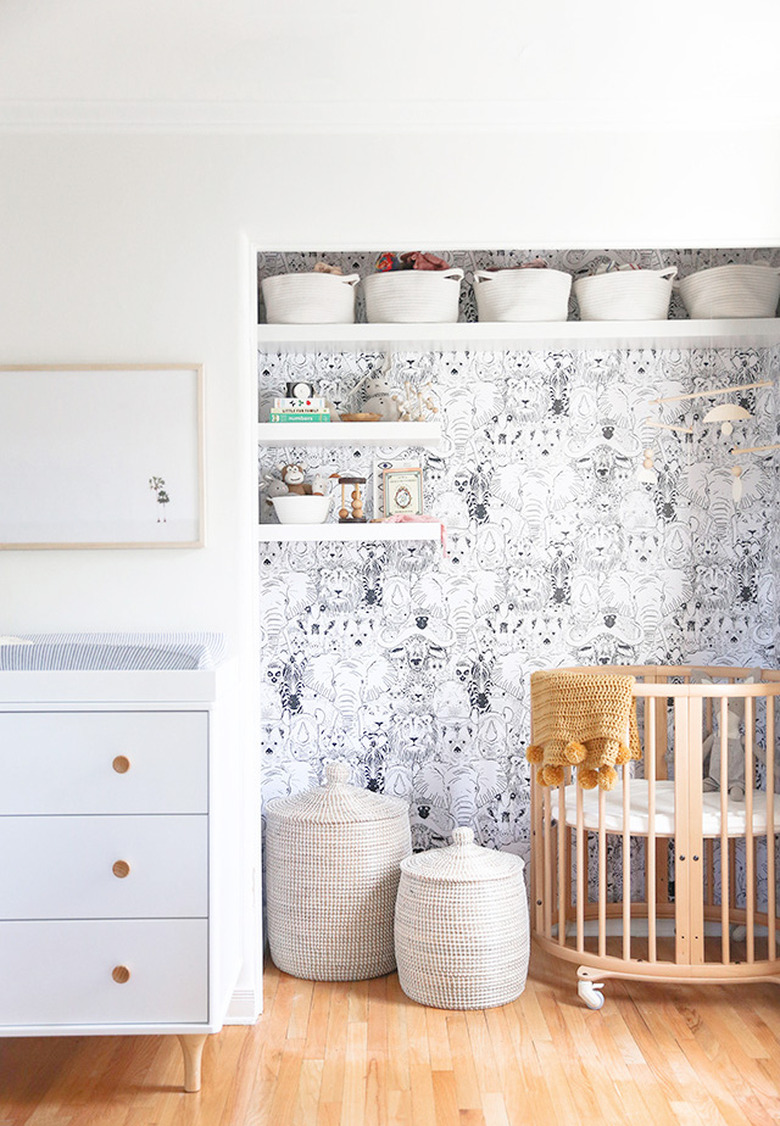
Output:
top-left (562, 779), bottom-right (780, 837)
top-left (0, 632), bottom-right (226, 670)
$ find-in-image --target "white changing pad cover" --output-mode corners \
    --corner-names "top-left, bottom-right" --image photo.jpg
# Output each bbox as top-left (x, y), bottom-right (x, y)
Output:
top-left (0, 632), bottom-right (226, 670)
top-left (563, 779), bottom-right (780, 837)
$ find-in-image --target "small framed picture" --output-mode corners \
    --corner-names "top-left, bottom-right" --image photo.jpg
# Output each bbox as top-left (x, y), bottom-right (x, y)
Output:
top-left (373, 459), bottom-right (424, 518)
top-left (382, 467), bottom-right (424, 516)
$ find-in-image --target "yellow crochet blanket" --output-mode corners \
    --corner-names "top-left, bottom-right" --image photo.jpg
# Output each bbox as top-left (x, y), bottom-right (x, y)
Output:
top-left (526, 669), bottom-right (641, 790)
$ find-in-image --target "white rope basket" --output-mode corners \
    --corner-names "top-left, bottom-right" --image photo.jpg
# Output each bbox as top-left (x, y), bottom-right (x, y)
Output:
top-left (265, 762), bottom-right (412, 981)
top-left (261, 271), bottom-right (359, 324)
top-left (473, 268), bottom-right (572, 322)
top-left (676, 264), bottom-right (780, 319)
top-left (573, 266), bottom-right (677, 321)
top-left (362, 269), bottom-right (464, 323)
top-left (394, 827), bottom-right (529, 1010)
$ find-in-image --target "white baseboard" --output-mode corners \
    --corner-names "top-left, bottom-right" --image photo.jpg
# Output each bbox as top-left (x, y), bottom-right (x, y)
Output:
top-left (226, 988), bottom-right (260, 1025)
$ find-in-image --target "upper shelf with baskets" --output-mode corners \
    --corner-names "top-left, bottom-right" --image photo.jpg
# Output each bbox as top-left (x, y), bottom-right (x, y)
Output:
top-left (257, 319), bottom-right (780, 353)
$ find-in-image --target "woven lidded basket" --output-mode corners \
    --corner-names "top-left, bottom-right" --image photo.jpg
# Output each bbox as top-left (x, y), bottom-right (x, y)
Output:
top-left (573, 266), bottom-right (677, 321)
top-left (362, 268), bottom-right (464, 323)
top-left (261, 271), bottom-right (359, 324)
top-left (394, 827), bottom-right (529, 1009)
top-left (473, 268), bottom-right (572, 322)
top-left (675, 263), bottom-right (780, 319)
top-left (265, 761), bottom-right (412, 981)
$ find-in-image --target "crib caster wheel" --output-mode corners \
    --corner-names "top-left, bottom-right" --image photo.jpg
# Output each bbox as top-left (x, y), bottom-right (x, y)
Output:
top-left (578, 981), bottom-right (605, 1010)
top-left (731, 925), bottom-right (747, 942)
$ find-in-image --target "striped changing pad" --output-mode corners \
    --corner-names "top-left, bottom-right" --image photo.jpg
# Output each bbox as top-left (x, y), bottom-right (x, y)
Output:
top-left (0, 632), bottom-right (226, 670)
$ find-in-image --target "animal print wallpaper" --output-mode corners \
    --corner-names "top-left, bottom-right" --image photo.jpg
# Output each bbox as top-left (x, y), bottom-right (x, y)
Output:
top-left (258, 248), bottom-right (780, 872)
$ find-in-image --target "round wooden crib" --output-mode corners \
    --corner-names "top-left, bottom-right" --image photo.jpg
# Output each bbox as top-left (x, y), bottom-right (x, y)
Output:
top-left (530, 665), bottom-right (780, 1009)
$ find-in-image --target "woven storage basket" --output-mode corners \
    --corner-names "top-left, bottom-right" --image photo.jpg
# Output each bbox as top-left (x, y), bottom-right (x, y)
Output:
top-left (261, 271), bottom-right (359, 324)
top-left (573, 266), bottom-right (677, 321)
top-left (473, 268), bottom-right (572, 322)
top-left (265, 761), bottom-right (412, 981)
top-left (394, 827), bottom-right (529, 1010)
top-left (362, 268), bottom-right (464, 323)
top-left (675, 264), bottom-right (780, 319)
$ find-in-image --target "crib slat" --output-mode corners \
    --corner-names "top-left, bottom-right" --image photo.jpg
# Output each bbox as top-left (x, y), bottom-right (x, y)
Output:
top-left (745, 696), bottom-right (755, 963)
top-left (687, 695), bottom-right (705, 965)
top-left (557, 782), bottom-right (566, 946)
top-left (543, 789), bottom-right (552, 939)
top-left (768, 695), bottom-right (776, 953)
top-left (720, 698), bottom-right (730, 965)
top-left (622, 757), bottom-right (631, 961)
top-left (576, 783), bottom-right (585, 953)
top-left (598, 787), bottom-right (607, 958)
top-left (647, 699), bottom-right (657, 963)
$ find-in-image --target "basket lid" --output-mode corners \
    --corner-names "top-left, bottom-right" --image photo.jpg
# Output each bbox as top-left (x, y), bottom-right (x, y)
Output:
top-left (400, 826), bottom-right (524, 883)
top-left (267, 761), bottom-right (408, 824)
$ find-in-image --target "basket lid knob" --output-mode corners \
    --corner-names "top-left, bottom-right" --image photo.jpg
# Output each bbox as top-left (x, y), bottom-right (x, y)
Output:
top-left (324, 761), bottom-right (350, 786)
top-left (452, 826), bottom-right (474, 847)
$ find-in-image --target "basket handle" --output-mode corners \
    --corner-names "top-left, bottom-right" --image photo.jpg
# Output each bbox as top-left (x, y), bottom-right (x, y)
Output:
top-left (440, 268), bottom-right (464, 282)
top-left (339, 273), bottom-right (360, 287)
top-left (655, 266), bottom-right (678, 281)
top-left (473, 270), bottom-right (494, 285)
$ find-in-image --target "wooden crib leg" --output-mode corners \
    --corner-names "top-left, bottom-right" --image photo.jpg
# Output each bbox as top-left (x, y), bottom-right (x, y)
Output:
top-left (178, 1033), bottom-right (208, 1093)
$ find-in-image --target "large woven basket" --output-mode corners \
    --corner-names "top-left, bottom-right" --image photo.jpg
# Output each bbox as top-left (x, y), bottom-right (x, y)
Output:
top-left (394, 827), bottom-right (529, 1009)
top-left (573, 266), bottom-right (677, 321)
top-left (362, 268), bottom-right (463, 323)
top-left (473, 268), bottom-right (572, 322)
top-left (265, 761), bottom-right (412, 981)
top-left (675, 263), bottom-right (780, 319)
top-left (261, 271), bottom-right (359, 324)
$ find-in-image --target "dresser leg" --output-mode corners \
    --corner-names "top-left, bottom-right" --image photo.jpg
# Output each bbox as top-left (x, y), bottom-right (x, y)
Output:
top-left (177, 1033), bottom-right (208, 1092)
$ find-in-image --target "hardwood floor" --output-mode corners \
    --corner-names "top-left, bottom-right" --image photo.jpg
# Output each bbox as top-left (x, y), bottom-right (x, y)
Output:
top-left (2, 949), bottom-right (780, 1125)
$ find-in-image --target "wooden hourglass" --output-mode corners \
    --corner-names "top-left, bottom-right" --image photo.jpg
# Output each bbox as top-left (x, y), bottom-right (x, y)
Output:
top-left (337, 476), bottom-right (367, 523)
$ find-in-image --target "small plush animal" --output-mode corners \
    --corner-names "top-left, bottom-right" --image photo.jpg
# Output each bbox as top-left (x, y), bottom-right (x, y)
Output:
top-left (280, 463), bottom-right (312, 495)
top-left (259, 471), bottom-right (289, 511)
top-left (362, 376), bottom-right (402, 421)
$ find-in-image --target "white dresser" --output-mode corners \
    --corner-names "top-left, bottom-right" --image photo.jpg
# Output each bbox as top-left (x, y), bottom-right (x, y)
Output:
top-left (0, 667), bottom-right (242, 1092)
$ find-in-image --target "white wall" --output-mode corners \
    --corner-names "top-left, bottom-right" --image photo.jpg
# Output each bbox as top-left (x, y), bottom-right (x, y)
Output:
top-left (1, 123), bottom-right (779, 1012)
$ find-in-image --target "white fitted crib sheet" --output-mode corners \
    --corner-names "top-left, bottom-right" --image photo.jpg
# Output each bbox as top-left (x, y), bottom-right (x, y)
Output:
top-left (562, 779), bottom-right (780, 837)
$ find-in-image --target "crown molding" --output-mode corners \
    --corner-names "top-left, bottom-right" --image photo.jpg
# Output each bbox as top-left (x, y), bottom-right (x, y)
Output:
top-left (0, 97), bottom-right (778, 134)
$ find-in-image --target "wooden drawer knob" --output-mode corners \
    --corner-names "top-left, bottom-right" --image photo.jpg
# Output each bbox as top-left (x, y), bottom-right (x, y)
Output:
top-left (112, 965), bottom-right (131, 984)
top-left (112, 755), bottom-right (130, 774)
top-left (112, 860), bottom-right (131, 879)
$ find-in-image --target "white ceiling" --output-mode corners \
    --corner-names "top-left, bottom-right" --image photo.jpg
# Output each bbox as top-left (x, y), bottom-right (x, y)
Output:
top-left (0, 0), bottom-right (778, 130)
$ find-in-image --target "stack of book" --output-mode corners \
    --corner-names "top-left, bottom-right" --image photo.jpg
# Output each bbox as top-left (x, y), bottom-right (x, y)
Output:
top-left (269, 397), bottom-right (331, 423)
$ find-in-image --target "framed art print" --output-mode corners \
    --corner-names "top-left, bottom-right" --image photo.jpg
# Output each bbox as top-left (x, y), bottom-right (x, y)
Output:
top-left (382, 466), bottom-right (423, 516)
top-left (0, 364), bottom-right (204, 549)
top-left (373, 459), bottom-right (423, 518)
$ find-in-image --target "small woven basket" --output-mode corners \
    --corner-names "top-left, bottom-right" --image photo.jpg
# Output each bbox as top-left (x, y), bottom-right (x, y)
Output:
top-left (362, 269), bottom-right (464, 323)
top-left (473, 268), bottom-right (572, 322)
top-left (675, 263), bottom-right (780, 319)
top-left (261, 271), bottom-right (359, 324)
top-left (265, 762), bottom-right (411, 981)
top-left (394, 827), bottom-right (529, 1010)
top-left (573, 266), bottom-right (677, 321)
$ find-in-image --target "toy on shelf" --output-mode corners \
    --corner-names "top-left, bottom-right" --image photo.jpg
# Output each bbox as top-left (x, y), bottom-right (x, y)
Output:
top-left (337, 476), bottom-right (367, 523)
top-left (393, 381), bottom-right (439, 423)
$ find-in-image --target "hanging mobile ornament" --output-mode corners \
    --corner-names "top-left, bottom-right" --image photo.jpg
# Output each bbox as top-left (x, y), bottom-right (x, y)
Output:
top-left (637, 445), bottom-right (657, 483)
top-left (731, 464), bottom-right (744, 504)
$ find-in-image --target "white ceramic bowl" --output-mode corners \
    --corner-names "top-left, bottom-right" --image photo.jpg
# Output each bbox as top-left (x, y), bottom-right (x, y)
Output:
top-left (271, 494), bottom-right (331, 524)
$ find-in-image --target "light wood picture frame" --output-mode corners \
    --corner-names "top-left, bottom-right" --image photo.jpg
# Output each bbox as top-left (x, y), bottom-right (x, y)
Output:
top-left (0, 364), bottom-right (205, 549)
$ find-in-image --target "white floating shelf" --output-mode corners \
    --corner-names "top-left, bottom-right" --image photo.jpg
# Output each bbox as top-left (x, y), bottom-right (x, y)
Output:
top-left (258, 421), bottom-right (441, 446)
top-left (257, 522), bottom-right (443, 544)
top-left (258, 318), bottom-right (780, 352)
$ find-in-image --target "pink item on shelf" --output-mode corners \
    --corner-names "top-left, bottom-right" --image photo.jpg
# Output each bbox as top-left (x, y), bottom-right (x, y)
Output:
top-left (379, 514), bottom-right (447, 556)
top-left (399, 252), bottom-right (452, 272)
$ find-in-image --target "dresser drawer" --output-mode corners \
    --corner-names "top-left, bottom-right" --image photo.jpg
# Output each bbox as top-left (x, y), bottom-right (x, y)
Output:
top-left (0, 711), bottom-right (207, 814)
top-left (0, 815), bottom-right (207, 919)
top-left (0, 919), bottom-right (208, 1026)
